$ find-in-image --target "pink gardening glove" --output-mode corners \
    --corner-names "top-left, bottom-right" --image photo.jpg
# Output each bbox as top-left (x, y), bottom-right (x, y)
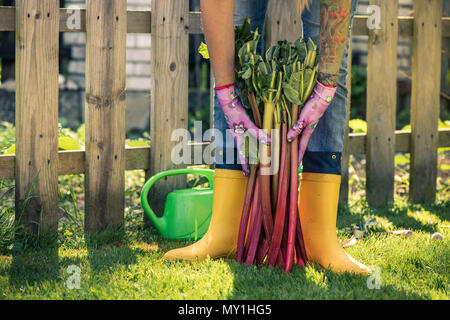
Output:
top-left (216, 83), bottom-right (271, 177)
top-left (287, 81), bottom-right (337, 164)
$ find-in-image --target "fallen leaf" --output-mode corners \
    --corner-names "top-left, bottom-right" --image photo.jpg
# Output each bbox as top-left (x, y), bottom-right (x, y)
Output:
top-left (390, 230), bottom-right (413, 237)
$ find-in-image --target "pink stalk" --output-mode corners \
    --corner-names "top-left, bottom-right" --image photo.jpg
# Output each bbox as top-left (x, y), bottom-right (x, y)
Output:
top-left (259, 166), bottom-right (274, 240)
top-left (243, 175), bottom-right (260, 260)
top-left (245, 177), bottom-right (262, 265)
top-left (296, 213), bottom-right (308, 266)
top-left (248, 92), bottom-right (262, 129)
top-left (266, 114), bottom-right (290, 265)
top-left (284, 105), bottom-right (300, 273)
top-left (294, 230), bottom-right (305, 267)
top-left (236, 164), bottom-right (258, 263)
top-left (245, 204), bottom-right (262, 266)
top-left (281, 193), bottom-right (289, 252)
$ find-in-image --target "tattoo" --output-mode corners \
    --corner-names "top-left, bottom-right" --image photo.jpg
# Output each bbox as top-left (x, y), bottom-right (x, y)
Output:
top-left (318, 0), bottom-right (352, 86)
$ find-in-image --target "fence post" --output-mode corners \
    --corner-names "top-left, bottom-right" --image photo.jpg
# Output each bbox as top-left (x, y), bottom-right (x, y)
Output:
top-left (84, 0), bottom-right (127, 232)
top-left (148, 0), bottom-right (189, 216)
top-left (339, 31), bottom-right (353, 205)
top-left (265, 0), bottom-right (303, 47)
top-left (366, 0), bottom-right (398, 206)
top-left (409, 0), bottom-right (443, 203)
top-left (15, 0), bottom-right (60, 233)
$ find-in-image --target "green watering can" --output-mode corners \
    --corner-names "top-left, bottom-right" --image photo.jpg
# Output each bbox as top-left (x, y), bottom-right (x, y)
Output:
top-left (140, 168), bottom-right (214, 241)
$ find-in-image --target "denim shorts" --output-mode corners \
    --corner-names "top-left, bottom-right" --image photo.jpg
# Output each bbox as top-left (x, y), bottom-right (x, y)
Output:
top-left (213, 0), bottom-right (359, 175)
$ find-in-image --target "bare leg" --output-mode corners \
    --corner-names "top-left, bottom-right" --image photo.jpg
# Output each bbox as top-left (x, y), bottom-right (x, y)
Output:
top-left (200, 0), bottom-right (235, 87)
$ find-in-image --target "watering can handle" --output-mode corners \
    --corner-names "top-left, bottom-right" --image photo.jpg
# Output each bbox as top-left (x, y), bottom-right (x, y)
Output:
top-left (140, 168), bottom-right (214, 231)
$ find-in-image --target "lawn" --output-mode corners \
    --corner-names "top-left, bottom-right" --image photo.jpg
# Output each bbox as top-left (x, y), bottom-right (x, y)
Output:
top-left (0, 169), bottom-right (448, 300)
top-left (0, 121), bottom-right (449, 300)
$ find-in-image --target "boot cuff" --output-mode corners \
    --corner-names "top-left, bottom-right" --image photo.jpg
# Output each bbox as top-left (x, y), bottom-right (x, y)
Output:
top-left (214, 168), bottom-right (248, 180)
top-left (300, 172), bottom-right (341, 184)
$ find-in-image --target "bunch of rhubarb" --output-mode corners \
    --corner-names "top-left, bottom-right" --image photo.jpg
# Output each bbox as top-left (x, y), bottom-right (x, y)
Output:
top-left (199, 20), bottom-right (319, 272)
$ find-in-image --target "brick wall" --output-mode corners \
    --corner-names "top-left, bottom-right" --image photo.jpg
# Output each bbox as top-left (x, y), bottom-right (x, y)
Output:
top-left (63, 0), bottom-right (152, 91)
top-left (353, 0), bottom-right (413, 77)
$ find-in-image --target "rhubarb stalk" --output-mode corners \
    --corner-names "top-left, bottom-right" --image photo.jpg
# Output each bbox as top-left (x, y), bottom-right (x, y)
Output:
top-left (266, 110), bottom-right (290, 265)
top-left (236, 164), bottom-right (258, 262)
top-left (284, 104), bottom-right (300, 273)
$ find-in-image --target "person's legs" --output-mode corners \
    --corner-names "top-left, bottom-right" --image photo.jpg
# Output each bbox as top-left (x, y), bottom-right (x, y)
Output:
top-left (164, 168), bottom-right (248, 261)
top-left (164, 0), bottom-right (269, 262)
top-left (299, 0), bottom-right (369, 275)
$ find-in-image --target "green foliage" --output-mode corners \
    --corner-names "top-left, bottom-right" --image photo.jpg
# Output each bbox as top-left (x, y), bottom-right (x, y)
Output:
top-left (401, 124), bottom-right (411, 131)
top-left (198, 42), bottom-right (210, 60)
top-left (2, 123), bottom-right (83, 154)
top-left (76, 123), bottom-right (86, 146)
top-left (189, 103), bottom-right (211, 136)
top-left (439, 120), bottom-right (450, 129)
top-left (235, 23), bottom-right (319, 129)
top-left (0, 180), bottom-right (16, 253)
top-left (349, 119), bottom-right (367, 133)
top-left (4, 144), bottom-right (14, 155)
top-left (127, 139), bottom-right (150, 147)
top-left (0, 122), bottom-right (15, 154)
top-left (58, 136), bottom-right (82, 151)
top-left (198, 19), bottom-right (319, 119)
top-left (276, 38), bottom-right (318, 107)
top-left (234, 20), bottom-right (263, 111)
top-left (350, 65), bottom-right (367, 121)
top-left (395, 154), bottom-right (410, 165)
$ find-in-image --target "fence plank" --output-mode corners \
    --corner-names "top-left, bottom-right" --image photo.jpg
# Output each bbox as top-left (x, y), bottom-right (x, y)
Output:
top-left (265, 0), bottom-right (303, 47)
top-left (1, 8), bottom-right (450, 37)
top-left (339, 31), bottom-right (353, 205)
top-left (366, 0), bottom-right (398, 206)
top-left (1, 129), bottom-right (449, 179)
top-left (148, 0), bottom-right (189, 217)
top-left (352, 15), bottom-right (450, 38)
top-left (14, 0), bottom-right (60, 233)
top-left (84, 0), bottom-right (127, 232)
top-left (410, 0), bottom-right (443, 203)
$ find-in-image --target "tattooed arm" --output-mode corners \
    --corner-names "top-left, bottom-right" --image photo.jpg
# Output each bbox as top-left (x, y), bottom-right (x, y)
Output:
top-left (286, 0), bottom-right (353, 156)
top-left (318, 0), bottom-right (352, 86)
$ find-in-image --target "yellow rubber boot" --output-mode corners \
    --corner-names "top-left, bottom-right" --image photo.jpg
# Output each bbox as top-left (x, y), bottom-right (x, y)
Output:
top-left (299, 172), bottom-right (369, 275)
top-left (163, 169), bottom-right (247, 262)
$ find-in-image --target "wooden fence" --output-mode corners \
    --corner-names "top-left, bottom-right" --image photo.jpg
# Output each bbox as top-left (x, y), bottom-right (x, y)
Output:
top-left (0, 0), bottom-right (449, 233)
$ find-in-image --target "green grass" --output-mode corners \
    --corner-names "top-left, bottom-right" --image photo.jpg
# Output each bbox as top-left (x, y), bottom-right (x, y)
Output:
top-left (0, 180), bottom-right (448, 299)
top-left (0, 122), bottom-right (449, 300)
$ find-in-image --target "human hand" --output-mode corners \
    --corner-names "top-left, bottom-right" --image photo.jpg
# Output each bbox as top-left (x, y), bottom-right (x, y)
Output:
top-left (286, 81), bottom-right (337, 164)
top-left (216, 84), bottom-right (271, 176)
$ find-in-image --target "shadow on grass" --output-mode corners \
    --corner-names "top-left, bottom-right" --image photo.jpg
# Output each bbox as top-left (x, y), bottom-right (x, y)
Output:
top-left (420, 200), bottom-right (450, 223)
top-left (8, 232), bottom-right (60, 287)
top-left (225, 260), bottom-right (427, 300)
top-left (338, 200), bottom-right (447, 234)
top-left (85, 227), bottom-right (138, 273)
top-left (368, 206), bottom-right (441, 234)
